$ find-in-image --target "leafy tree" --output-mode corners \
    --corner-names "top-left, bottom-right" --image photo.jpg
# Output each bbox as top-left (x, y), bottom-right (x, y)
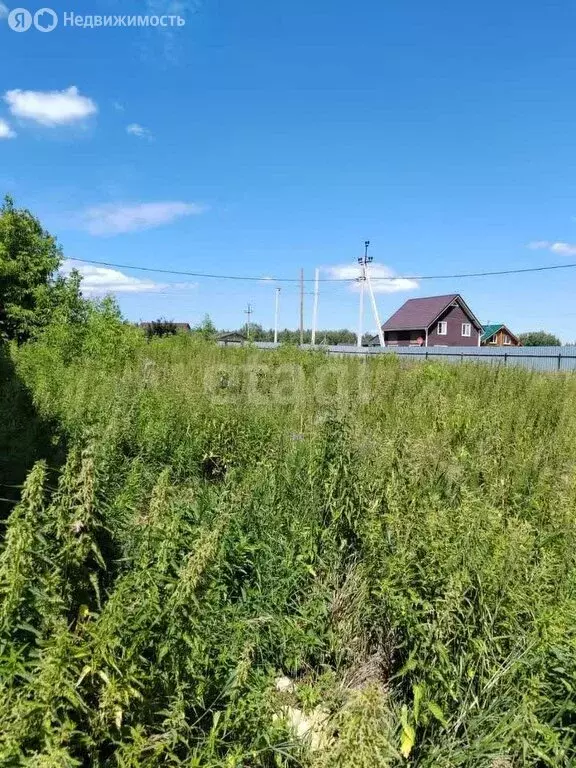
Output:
top-left (195, 313), bottom-right (217, 340)
top-left (243, 323), bottom-right (268, 341)
top-left (37, 269), bottom-right (89, 327)
top-left (518, 331), bottom-right (561, 347)
top-left (226, 326), bottom-right (372, 345)
top-left (0, 195), bottom-right (80, 343)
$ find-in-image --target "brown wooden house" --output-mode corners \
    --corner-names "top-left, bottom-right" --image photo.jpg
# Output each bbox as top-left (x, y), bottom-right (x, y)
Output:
top-left (381, 294), bottom-right (483, 347)
top-left (481, 324), bottom-right (521, 347)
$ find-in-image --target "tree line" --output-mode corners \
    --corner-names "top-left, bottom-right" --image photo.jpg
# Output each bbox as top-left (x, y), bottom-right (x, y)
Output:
top-left (147, 321), bottom-right (564, 348)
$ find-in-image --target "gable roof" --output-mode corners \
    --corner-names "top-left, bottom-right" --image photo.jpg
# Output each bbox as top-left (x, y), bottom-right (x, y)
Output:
top-left (218, 332), bottom-right (247, 341)
top-left (481, 323), bottom-right (504, 343)
top-left (381, 294), bottom-right (481, 332)
top-left (481, 324), bottom-right (519, 344)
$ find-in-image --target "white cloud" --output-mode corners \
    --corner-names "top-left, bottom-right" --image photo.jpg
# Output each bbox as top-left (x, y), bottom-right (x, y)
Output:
top-left (0, 3), bottom-right (9, 18)
top-left (63, 261), bottom-right (160, 295)
top-left (325, 263), bottom-right (419, 294)
top-left (80, 201), bottom-right (206, 236)
top-left (62, 260), bottom-right (197, 296)
top-left (528, 240), bottom-right (576, 256)
top-left (4, 86), bottom-right (97, 126)
top-left (0, 119), bottom-right (16, 139)
top-left (126, 122), bottom-right (153, 140)
top-left (550, 242), bottom-right (576, 256)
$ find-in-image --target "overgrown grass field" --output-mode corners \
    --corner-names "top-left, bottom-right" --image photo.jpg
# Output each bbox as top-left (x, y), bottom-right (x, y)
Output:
top-left (1, 313), bottom-right (575, 766)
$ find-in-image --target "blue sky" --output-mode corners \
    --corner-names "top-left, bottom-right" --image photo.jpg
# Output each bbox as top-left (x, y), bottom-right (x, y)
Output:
top-left (2, 0), bottom-right (576, 339)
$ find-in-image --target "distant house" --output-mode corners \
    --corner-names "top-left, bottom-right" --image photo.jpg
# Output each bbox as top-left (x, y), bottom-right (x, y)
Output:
top-left (380, 294), bottom-right (483, 347)
top-left (217, 332), bottom-right (247, 347)
top-left (139, 322), bottom-right (191, 333)
top-left (481, 324), bottom-right (521, 347)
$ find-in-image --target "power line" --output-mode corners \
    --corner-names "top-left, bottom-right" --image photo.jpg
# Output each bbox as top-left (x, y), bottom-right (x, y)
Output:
top-left (69, 257), bottom-right (576, 283)
top-left (397, 263), bottom-right (576, 280)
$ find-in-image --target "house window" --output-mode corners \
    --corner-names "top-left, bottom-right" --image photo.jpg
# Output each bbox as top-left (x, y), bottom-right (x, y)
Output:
top-left (489, 336), bottom-right (497, 344)
top-left (461, 323), bottom-right (471, 337)
top-left (503, 334), bottom-right (511, 345)
top-left (437, 321), bottom-right (447, 335)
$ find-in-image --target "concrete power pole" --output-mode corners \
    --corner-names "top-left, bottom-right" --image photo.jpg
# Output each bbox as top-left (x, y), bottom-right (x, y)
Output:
top-left (357, 241), bottom-right (371, 348)
top-left (363, 240), bottom-right (385, 347)
top-left (357, 258), bottom-right (366, 348)
top-left (311, 268), bottom-right (320, 346)
top-left (299, 268), bottom-right (304, 345)
top-left (244, 303), bottom-right (253, 340)
top-left (274, 287), bottom-right (281, 344)
top-left (358, 241), bottom-right (385, 347)
top-left (366, 267), bottom-right (385, 347)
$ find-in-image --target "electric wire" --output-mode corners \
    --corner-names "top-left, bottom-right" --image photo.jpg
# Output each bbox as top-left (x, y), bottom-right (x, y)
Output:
top-left (70, 257), bottom-right (576, 283)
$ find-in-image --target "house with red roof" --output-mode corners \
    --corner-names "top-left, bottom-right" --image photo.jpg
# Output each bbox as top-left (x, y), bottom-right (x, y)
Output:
top-left (380, 294), bottom-right (483, 347)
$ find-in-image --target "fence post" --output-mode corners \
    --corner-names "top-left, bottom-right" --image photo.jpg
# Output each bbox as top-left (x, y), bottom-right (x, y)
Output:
top-left (504, 353), bottom-right (507, 366)
top-left (558, 354), bottom-right (562, 372)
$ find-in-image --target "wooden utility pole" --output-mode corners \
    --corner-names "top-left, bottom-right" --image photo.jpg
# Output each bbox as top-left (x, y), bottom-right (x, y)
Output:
top-left (299, 268), bottom-right (304, 345)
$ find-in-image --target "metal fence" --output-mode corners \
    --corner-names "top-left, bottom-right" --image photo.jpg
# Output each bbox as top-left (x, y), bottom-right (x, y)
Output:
top-left (253, 342), bottom-right (576, 373)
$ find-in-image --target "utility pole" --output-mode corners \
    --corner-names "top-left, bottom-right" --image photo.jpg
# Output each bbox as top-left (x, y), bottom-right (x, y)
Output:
top-left (357, 241), bottom-right (370, 347)
top-left (274, 287), bottom-right (281, 344)
top-left (311, 268), bottom-right (320, 346)
top-left (357, 257), bottom-right (366, 348)
top-left (299, 268), bottom-right (304, 345)
top-left (363, 241), bottom-right (385, 347)
top-left (244, 303), bottom-right (253, 340)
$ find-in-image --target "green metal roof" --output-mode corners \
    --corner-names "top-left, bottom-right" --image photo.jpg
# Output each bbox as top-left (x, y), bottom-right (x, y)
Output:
top-left (481, 323), bottom-right (504, 342)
